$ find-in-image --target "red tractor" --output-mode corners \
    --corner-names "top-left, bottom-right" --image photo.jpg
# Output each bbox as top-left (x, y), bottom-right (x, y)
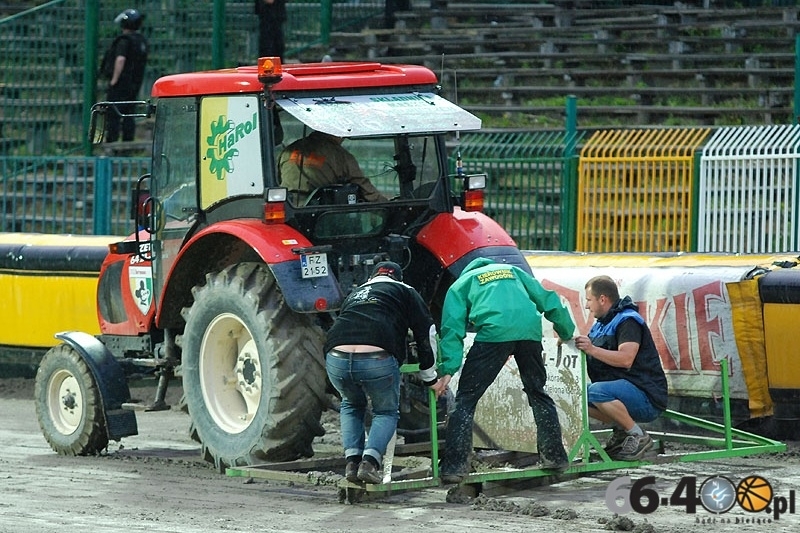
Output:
top-left (35, 58), bottom-right (530, 471)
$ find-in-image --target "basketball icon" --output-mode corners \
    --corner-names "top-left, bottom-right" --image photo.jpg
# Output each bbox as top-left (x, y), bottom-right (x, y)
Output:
top-left (736, 475), bottom-right (773, 512)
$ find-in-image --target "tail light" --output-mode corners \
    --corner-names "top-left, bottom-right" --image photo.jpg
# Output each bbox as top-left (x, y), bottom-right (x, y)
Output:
top-left (264, 187), bottom-right (287, 224)
top-left (462, 173), bottom-right (487, 212)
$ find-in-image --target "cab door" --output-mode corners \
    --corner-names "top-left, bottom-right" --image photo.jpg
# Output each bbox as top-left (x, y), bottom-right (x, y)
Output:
top-left (150, 97), bottom-right (198, 304)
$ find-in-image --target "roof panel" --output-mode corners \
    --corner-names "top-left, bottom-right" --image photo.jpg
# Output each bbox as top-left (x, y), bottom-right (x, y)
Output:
top-left (276, 92), bottom-right (481, 137)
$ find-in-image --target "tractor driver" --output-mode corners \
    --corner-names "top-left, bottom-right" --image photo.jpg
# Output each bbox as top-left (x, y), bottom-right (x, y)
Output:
top-left (278, 130), bottom-right (388, 205)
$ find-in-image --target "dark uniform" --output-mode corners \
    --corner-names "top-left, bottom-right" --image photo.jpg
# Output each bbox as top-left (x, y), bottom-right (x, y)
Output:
top-left (105, 10), bottom-right (148, 142)
top-left (255, 0), bottom-right (287, 59)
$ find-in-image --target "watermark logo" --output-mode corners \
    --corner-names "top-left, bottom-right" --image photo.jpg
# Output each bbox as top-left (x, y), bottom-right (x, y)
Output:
top-left (737, 475), bottom-right (773, 514)
top-left (606, 475), bottom-right (795, 521)
top-left (700, 475), bottom-right (736, 514)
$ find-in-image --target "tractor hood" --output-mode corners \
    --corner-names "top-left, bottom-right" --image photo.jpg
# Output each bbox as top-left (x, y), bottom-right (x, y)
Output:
top-left (275, 92), bottom-right (481, 138)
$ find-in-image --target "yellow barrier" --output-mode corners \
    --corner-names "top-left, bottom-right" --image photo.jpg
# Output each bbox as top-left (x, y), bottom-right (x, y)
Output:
top-left (577, 128), bottom-right (711, 253)
top-left (0, 233), bottom-right (115, 349)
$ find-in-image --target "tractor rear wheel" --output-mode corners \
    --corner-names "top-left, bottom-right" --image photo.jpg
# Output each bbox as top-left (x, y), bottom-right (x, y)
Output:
top-left (34, 343), bottom-right (109, 455)
top-left (180, 262), bottom-right (327, 472)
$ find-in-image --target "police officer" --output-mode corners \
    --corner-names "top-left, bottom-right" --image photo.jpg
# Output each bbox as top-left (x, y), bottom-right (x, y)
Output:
top-left (104, 9), bottom-right (148, 143)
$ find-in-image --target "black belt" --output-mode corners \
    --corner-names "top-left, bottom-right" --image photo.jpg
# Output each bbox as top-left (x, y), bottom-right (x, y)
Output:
top-left (328, 349), bottom-right (391, 360)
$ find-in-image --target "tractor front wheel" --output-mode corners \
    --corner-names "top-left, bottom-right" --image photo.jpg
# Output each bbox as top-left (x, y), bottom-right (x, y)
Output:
top-left (34, 343), bottom-right (109, 455)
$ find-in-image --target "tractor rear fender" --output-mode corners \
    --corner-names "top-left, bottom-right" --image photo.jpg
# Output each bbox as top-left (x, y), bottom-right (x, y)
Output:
top-left (55, 331), bottom-right (138, 441)
top-left (156, 220), bottom-right (344, 329)
top-left (415, 208), bottom-right (530, 276)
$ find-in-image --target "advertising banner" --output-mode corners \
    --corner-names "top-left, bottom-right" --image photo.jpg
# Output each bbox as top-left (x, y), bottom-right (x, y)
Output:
top-left (461, 253), bottom-right (791, 453)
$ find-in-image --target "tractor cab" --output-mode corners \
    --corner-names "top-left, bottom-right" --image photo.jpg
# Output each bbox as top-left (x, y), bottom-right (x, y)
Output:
top-left (91, 60), bottom-right (487, 305)
top-left (272, 96), bottom-right (482, 292)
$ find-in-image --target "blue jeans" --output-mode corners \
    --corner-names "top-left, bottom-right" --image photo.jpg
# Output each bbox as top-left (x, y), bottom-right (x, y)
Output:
top-left (588, 379), bottom-right (663, 423)
top-left (440, 340), bottom-right (567, 475)
top-left (325, 353), bottom-right (400, 467)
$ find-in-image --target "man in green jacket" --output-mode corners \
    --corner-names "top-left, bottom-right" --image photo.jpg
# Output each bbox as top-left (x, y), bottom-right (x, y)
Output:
top-left (437, 257), bottom-right (576, 483)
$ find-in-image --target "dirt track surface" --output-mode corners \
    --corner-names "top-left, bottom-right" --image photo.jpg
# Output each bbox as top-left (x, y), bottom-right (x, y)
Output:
top-left (1, 377), bottom-right (799, 533)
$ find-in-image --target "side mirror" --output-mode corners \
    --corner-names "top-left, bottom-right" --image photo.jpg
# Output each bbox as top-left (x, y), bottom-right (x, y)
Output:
top-left (88, 103), bottom-right (108, 144)
top-left (130, 188), bottom-right (151, 226)
top-left (88, 101), bottom-right (153, 145)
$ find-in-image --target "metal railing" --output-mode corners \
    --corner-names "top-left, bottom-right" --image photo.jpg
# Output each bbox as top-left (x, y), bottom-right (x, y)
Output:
top-left (457, 130), bottom-right (583, 251)
top-left (4, 125), bottom-right (800, 253)
top-left (1, 156), bottom-right (149, 235)
top-left (697, 125), bottom-right (800, 253)
top-left (576, 128), bottom-right (711, 253)
top-left (0, 0), bottom-right (383, 156)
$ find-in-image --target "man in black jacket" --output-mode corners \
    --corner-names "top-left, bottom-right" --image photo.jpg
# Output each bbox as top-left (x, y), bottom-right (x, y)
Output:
top-left (104, 9), bottom-right (148, 143)
top-left (324, 261), bottom-right (444, 484)
top-left (574, 275), bottom-right (668, 461)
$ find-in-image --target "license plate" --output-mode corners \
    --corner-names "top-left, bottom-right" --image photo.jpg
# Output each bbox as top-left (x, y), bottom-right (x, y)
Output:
top-left (300, 253), bottom-right (328, 279)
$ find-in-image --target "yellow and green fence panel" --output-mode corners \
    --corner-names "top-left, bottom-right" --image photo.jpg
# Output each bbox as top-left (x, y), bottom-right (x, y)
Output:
top-left (576, 128), bottom-right (710, 252)
top-left (577, 128), bottom-right (711, 253)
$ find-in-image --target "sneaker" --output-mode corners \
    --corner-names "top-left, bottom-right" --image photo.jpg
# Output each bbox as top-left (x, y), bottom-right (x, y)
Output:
top-left (603, 428), bottom-right (628, 455)
top-left (610, 431), bottom-right (653, 461)
top-left (345, 460), bottom-right (360, 483)
top-left (538, 456), bottom-right (569, 472)
top-left (357, 460), bottom-right (383, 484)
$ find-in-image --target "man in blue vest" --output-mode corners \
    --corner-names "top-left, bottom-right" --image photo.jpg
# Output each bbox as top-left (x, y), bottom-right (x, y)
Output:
top-left (574, 275), bottom-right (668, 461)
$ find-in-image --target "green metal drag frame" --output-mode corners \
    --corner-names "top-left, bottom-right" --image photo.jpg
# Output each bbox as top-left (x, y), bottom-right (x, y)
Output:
top-left (226, 356), bottom-right (785, 501)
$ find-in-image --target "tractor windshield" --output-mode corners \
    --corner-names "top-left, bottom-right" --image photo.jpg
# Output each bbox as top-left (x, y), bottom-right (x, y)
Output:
top-left (273, 91), bottom-right (480, 208)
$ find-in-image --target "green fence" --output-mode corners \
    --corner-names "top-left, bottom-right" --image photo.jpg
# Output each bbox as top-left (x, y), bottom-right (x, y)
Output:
top-left (458, 130), bottom-right (584, 251)
top-left (0, 0), bottom-right (383, 157)
top-left (1, 156), bottom-right (149, 235)
top-left (0, 129), bottom-right (584, 248)
top-left (5, 125), bottom-right (800, 253)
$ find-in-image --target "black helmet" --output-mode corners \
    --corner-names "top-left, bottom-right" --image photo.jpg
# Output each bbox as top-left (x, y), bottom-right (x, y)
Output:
top-left (115, 9), bottom-right (143, 31)
top-left (370, 261), bottom-right (403, 282)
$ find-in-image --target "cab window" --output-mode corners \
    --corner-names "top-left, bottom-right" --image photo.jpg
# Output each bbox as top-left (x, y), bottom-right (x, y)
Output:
top-left (276, 111), bottom-right (442, 206)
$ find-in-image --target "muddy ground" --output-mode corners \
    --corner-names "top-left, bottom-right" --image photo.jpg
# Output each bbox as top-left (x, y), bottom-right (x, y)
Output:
top-left (1, 377), bottom-right (798, 533)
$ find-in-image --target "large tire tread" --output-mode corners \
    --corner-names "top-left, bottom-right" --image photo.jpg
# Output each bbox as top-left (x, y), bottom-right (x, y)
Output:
top-left (181, 262), bottom-right (327, 471)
